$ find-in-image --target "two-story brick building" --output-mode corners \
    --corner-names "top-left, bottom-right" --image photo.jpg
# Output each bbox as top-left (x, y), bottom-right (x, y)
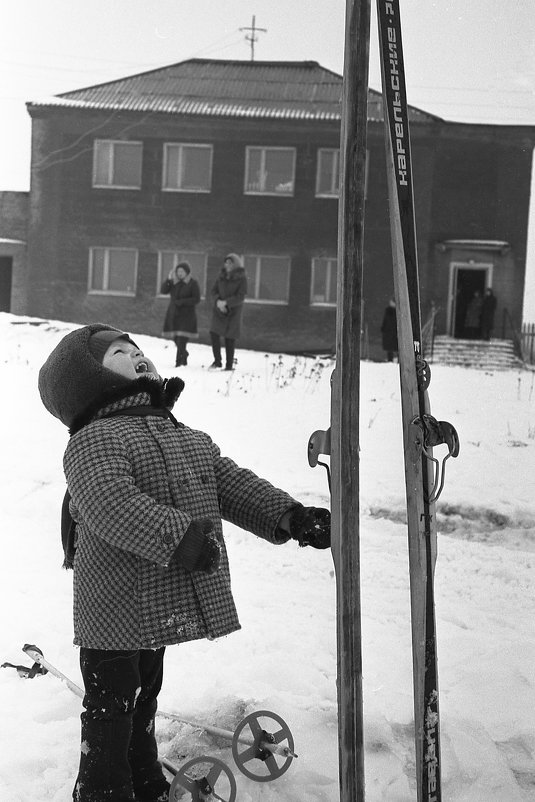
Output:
top-left (11, 58), bottom-right (535, 355)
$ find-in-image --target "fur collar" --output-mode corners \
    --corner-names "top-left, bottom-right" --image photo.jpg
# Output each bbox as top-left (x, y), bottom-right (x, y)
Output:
top-left (219, 266), bottom-right (245, 280)
top-left (69, 375), bottom-right (185, 435)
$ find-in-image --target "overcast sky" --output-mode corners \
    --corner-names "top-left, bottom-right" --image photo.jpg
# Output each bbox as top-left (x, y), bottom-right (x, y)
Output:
top-left (2, 0), bottom-right (535, 192)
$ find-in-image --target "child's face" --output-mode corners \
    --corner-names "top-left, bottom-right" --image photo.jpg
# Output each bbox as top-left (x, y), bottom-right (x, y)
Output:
top-left (102, 339), bottom-right (159, 380)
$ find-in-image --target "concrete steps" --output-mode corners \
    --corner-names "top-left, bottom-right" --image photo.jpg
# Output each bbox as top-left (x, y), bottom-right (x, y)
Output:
top-left (428, 336), bottom-right (522, 370)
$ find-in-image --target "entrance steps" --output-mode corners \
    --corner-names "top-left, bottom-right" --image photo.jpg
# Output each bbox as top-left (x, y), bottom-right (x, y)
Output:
top-left (428, 336), bottom-right (522, 370)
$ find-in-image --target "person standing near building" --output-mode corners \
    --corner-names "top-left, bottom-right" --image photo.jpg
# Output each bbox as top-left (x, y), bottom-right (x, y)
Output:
top-left (464, 290), bottom-right (483, 339)
top-left (380, 298), bottom-right (398, 361)
top-left (480, 287), bottom-right (497, 340)
top-left (209, 253), bottom-right (247, 370)
top-left (161, 262), bottom-right (201, 366)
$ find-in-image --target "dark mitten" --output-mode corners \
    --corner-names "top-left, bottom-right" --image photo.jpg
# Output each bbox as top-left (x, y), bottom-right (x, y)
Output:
top-left (193, 533), bottom-right (222, 575)
top-left (172, 518), bottom-right (221, 574)
top-left (162, 376), bottom-right (185, 408)
top-left (288, 506), bottom-right (331, 549)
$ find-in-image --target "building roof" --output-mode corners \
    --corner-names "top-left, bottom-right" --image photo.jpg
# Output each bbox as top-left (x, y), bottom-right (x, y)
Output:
top-left (27, 58), bottom-right (440, 125)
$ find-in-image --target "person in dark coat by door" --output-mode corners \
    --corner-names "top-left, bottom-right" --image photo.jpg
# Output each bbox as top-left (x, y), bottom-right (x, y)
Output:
top-left (464, 290), bottom-right (483, 339)
top-left (381, 298), bottom-right (398, 361)
top-left (480, 287), bottom-right (497, 340)
top-left (209, 253), bottom-right (247, 370)
top-left (161, 262), bottom-right (201, 366)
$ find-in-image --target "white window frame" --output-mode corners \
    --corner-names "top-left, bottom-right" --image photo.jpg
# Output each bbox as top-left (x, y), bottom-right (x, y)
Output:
top-left (316, 148), bottom-right (370, 199)
top-left (315, 148), bottom-right (340, 198)
top-left (310, 257), bottom-right (337, 307)
top-left (162, 143), bottom-right (213, 193)
top-left (88, 247), bottom-right (138, 297)
top-left (244, 254), bottom-right (291, 305)
top-left (244, 146), bottom-right (296, 196)
top-left (157, 251), bottom-right (208, 297)
top-left (92, 140), bottom-right (142, 189)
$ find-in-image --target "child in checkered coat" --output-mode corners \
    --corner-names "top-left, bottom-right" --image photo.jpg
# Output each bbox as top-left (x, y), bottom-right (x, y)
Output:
top-left (38, 324), bottom-right (330, 802)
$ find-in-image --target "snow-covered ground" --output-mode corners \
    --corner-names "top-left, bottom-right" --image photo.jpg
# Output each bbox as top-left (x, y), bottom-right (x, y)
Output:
top-left (1, 312), bottom-right (535, 801)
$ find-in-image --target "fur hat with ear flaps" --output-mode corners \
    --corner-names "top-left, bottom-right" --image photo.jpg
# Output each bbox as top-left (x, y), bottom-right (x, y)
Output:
top-left (224, 253), bottom-right (244, 269)
top-left (38, 323), bottom-right (184, 434)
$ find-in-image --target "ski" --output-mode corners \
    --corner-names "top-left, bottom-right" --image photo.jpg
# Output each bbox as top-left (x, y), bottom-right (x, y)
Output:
top-left (376, 3), bottom-right (459, 802)
top-left (309, 2), bottom-right (371, 800)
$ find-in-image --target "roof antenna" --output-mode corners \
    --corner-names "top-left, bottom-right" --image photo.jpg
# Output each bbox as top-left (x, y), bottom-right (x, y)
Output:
top-left (240, 15), bottom-right (267, 61)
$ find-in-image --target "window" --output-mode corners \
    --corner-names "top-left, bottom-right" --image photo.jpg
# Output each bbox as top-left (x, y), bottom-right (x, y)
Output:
top-left (311, 257), bottom-right (337, 306)
top-left (244, 147), bottom-right (296, 195)
top-left (316, 148), bottom-right (370, 198)
top-left (88, 248), bottom-right (138, 296)
top-left (244, 255), bottom-right (291, 304)
top-left (162, 144), bottom-right (213, 192)
top-left (157, 251), bottom-right (207, 296)
top-left (316, 149), bottom-right (340, 197)
top-left (92, 140), bottom-right (142, 189)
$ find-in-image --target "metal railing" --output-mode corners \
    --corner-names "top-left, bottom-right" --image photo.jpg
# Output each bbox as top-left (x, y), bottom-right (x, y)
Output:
top-left (521, 322), bottom-right (535, 365)
top-left (422, 303), bottom-right (440, 360)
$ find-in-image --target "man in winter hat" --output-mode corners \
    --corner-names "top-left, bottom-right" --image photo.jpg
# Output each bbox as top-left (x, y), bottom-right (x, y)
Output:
top-left (38, 323), bottom-right (331, 802)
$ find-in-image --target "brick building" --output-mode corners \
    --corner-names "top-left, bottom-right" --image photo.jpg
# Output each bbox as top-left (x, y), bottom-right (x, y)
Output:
top-left (0, 192), bottom-right (29, 313)
top-left (5, 59), bottom-right (535, 355)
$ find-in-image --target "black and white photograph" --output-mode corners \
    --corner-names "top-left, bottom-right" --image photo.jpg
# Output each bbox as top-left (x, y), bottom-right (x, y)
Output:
top-left (1, 2), bottom-right (535, 800)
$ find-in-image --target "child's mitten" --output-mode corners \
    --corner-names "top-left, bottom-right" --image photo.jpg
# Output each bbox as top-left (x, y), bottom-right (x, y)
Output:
top-left (288, 506), bottom-right (331, 549)
top-left (172, 518), bottom-right (221, 574)
top-left (193, 532), bottom-right (222, 575)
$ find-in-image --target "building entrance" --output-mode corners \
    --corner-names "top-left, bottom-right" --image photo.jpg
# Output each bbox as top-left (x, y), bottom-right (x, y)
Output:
top-left (448, 263), bottom-right (491, 338)
top-left (0, 256), bottom-right (13, 312)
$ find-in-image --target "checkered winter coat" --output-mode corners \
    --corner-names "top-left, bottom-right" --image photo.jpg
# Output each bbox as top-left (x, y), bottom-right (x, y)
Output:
top-left (64, 387), bottom-right (296, 650)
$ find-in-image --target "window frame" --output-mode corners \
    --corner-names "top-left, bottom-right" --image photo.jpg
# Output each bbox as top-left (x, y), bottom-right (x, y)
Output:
top-left (244, 254), bottom-right (291, 305)
top-left (244, 146), bottom-right (296, 197)
top-left (156, 250), bottom-right (208, 297)
top-left (310, 256), bottom-right (338, 307)
top-left (92, 139), bottom-right (143, 190)
top-left (315, 148), bottom-right (340, 198)
top-left (88, 247), bottom-right (138, 297)
top-left (162, 143), bottom-right (213, 193)
top-left (315, 147), bottom-right (370, 199)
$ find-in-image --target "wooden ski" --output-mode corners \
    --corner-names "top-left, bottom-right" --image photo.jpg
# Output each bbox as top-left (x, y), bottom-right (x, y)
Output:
top-left (376, 2), bottom-right (459, 801)
top-left (308, 1), bottom-right (371, 799)
top-left (331, 1), bottom-right (372, 797)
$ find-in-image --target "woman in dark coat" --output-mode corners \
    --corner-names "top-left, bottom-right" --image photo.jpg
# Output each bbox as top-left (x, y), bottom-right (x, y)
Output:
top-left (381, 298), bottom-right (398, 361)
top-left (161, 261), bottom-right (201, 366)
top-left (464, 290), bottom-right (483, 339)
top-left (209, 253), bottom-right (247, 370)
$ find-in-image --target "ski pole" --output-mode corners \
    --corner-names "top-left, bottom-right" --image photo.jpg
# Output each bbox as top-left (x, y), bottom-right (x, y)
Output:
top-left (23, 644), bottom-right (84, 698)
top-left (22, 645), bottom-right (297, 761)
top-left (157, 709), bottom-right (296, 759)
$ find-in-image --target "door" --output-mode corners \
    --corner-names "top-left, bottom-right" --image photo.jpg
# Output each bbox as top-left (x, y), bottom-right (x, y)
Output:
top-left (448, 262), bottom-right (492, 338)
top-left (0, 257), bottom-right (13, 312)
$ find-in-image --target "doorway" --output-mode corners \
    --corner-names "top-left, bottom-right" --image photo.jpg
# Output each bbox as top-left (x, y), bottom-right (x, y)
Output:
top-left (448, 262), bottom-right (492, 338)
top-left (0, 256), bottom-right (13, 312)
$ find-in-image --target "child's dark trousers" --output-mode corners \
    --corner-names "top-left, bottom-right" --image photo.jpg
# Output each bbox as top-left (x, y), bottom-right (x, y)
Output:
top-left (73, 648), bottom-right (169, 802)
